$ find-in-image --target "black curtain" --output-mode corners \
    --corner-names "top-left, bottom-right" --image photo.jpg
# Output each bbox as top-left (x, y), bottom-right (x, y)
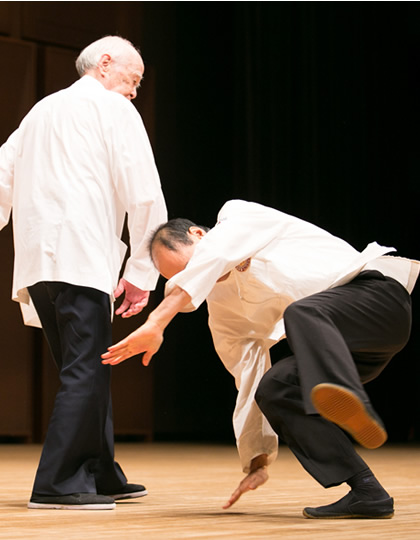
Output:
top-left (231, 3), bottom-right (419, 244)
top-left (146, 2), bottom-right (420, 442)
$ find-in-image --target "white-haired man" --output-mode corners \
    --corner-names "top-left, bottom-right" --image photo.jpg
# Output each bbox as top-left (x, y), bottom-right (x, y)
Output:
top-left (102, 200), bottom-right (418, 518)
top-left (0, 36), bottom-right (167, 509)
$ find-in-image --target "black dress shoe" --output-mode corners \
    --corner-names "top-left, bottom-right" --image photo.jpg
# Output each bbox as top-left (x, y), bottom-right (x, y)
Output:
top-left (311, 383), bottom-right (387, 449)
top-left (303, 491), bottom-right (394, 519)
top-left (102, 483), bottom-right (148, 500)
top-left (28, 492), bottom-right (116, 510)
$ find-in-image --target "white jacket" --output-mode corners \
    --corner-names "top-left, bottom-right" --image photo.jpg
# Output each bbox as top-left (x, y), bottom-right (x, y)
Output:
top-left (167, 200), bottom-right (419, 472)
top-left (0, 76), bottom-right (167, 325)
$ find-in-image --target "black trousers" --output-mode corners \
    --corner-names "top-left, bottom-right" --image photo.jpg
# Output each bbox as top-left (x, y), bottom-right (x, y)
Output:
top-left (255, 271), bottom-right (412, 488)
top-left (29, 282), bottom-right (127, 496)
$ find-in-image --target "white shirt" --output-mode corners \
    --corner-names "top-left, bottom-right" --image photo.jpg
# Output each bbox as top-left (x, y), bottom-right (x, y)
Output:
top-left (167, 200), bottom-right (419, 472)
top-left (0, 76), bottom-right (167, 326)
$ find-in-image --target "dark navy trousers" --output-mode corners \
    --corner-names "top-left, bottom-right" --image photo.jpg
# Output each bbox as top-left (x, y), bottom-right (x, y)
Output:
top-left (255, 271), bottom-right (413, 488)
top-left (29, 282), bottom-right (127, 496)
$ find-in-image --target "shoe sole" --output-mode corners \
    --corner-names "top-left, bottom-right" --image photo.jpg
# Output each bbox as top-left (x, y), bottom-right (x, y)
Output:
top-left (112, 490), bottom-right (148, 501)
top-left (303, 508), bottom-right (394, 519)
top-left (311, 383), bottom-right (387, 449)
top-left (27, 502), bottom-right (116, 510)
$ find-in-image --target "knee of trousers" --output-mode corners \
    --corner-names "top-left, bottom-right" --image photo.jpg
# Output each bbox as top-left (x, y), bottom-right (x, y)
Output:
top-left (255, 365), bottom-right (293, 420)
top-left (283, 299), bottom-right (328, 341)
top-left (283, 298), bottom-right (319, 326)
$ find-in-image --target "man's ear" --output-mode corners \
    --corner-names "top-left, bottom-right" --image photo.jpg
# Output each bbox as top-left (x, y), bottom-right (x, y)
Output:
top-left (189, 226), bottom-right (206, 239)
top-left (97, 54), bottom-right (112, 76)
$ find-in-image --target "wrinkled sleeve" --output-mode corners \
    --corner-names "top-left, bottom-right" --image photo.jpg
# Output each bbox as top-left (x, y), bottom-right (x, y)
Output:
top-left (109, 102), bottom-right (167, 291)
top-left (167, 200), bottom-right (290, 309)
top-left (210, 325), bottom-right (278, 473)
top-left (0, 129), bottom-right (18, 230)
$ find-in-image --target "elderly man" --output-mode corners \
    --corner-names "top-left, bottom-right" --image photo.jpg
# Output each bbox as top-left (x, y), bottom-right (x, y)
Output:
top-left (102, 199), bottom-right (418, 518)
top-left (0, 36), bottom-right (167, 509)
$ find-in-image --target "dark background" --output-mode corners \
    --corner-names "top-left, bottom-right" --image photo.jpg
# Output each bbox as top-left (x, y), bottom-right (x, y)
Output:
top-left (0, 2), bottom-right (419, 445)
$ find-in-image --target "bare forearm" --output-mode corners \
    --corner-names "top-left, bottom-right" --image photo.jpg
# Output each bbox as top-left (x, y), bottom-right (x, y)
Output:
top-left (147, 285), bottom-right (192, 331)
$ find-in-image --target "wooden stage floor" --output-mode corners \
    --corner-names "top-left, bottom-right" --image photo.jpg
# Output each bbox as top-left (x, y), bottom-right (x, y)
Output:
top-left (0, 442), bottom-right (418, 539)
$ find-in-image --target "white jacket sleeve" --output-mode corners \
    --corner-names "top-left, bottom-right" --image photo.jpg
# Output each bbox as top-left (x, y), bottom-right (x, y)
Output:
top-left (109, 101), bottom-right (167, 291)
top-left (0, 130), bottom-right (18, 230)
top-left (167, 200), bottom-right (295, 309)
top-left (210, 327), bottom-right (278, 473)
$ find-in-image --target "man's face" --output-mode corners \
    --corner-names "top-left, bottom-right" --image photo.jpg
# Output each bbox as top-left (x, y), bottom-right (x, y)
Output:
top-left (101, 52), bottom-right (144, 100)
top-left (152, 227), bottom-right (205, 280)
top-left (152, 244), bottom-right (197, 280)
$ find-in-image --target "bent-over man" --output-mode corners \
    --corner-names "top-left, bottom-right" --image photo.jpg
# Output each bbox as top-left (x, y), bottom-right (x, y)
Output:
top-left (102, 199), bottom-right (418, 518)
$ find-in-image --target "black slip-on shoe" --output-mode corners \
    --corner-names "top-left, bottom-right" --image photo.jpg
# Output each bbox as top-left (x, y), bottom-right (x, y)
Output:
top-left (28, 493), bottom-right (116, 510)
top-left (303, 491), bottom-right (394, 519)
top-left (102, 483), bottom-right (148, 500)
top-left (311, 383), bottom-right (387, 449)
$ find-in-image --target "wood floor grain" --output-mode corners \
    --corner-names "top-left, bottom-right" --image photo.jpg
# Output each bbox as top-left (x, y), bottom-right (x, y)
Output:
top-left (0, 443), bottom-right (418, 539)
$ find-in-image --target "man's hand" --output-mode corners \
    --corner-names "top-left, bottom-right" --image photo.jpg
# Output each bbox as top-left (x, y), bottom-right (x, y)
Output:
top-left (114, 278), bottom-right (150, 318)
top-left (102, 284), bottom-right (191, 367)
top-left (223, 454), bottom-right (269, 509)
top-left (101, 320), bottom-right (163, 366)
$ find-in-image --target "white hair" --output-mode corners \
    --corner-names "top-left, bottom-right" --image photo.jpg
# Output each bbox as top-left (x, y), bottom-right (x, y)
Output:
top-left (75, 35), bottom-right (141, 76)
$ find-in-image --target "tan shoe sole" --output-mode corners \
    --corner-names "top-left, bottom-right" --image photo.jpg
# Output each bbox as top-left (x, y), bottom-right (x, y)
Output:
top-left (311, 383), bottom-right (387, 449)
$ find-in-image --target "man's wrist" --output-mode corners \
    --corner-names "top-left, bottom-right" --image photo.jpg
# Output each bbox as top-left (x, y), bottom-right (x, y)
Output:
top-left (250, 454), bottom-right (268, 472)
top-left (146, 317), bottom-right (165, 333)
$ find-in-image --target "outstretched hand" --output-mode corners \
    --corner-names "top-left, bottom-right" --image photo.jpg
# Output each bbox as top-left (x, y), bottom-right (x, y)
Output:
top-left (101, 320), bottom-right (163, 366)
top-left (223, 466), bottom-right (269, 509)
top-left (114, 278), bottom-right (150, 318)
top-left (103, 284), bottom-right (192, 367)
